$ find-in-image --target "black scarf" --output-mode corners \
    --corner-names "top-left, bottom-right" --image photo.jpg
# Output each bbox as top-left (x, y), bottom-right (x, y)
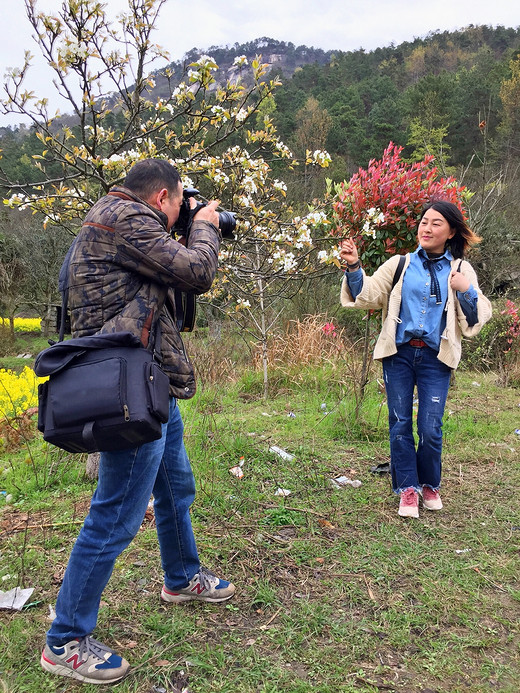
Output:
top-left (422, 257), bottom-right (444, 304)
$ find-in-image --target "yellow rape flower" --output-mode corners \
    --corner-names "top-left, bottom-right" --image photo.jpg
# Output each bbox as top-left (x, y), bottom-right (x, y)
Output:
top-left (0, 367), bottom-right (45, 420)
top-left (0, 317), bottom-right (42, 332)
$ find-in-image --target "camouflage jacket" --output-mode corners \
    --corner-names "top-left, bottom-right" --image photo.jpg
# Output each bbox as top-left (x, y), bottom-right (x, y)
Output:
top-left (66, 186), bottom-right (221, 399)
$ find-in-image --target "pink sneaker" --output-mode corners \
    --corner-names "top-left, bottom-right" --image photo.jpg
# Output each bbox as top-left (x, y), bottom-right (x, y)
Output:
top-left (398, 488), bottom-right (419, 518)
top-left (422, 487), bottom-right (443, 510)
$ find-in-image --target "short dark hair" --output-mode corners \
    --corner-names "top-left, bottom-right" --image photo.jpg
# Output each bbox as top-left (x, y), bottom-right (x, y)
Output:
top-left (420, 200), bottom-right (481, 259)
top-left (124, 159), bottom-right (181, 200)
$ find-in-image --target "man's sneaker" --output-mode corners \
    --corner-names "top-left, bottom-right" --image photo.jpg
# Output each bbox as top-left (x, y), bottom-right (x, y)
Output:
top-left (161, 566), bottom-right (235, 604)
top-left (422, 487), bottom-right (443, 510)
top-left (398, 488), bottom-right (419, 518)
top-left (41, 636), bottom-right (130, 684)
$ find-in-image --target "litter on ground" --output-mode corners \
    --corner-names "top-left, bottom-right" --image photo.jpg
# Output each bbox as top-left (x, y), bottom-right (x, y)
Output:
top-left (330, 476), bottom-right (362, 489)
top-left (0, 587), bottom-right (35, 611)
top-left (269, 445), bottom-right (295, 461)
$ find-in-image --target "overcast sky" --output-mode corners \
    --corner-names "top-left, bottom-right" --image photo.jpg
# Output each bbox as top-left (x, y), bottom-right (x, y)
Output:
top-left (2, 0), bottom-right (520, 126)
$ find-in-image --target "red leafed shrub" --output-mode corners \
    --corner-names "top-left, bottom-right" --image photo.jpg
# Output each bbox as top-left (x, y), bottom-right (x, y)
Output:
top-left (332, 142), bottom-right (471, 270)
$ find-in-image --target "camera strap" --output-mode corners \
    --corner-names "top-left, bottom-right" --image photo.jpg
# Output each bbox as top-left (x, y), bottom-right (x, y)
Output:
top-left (174, 290), bottom-right (196, 332)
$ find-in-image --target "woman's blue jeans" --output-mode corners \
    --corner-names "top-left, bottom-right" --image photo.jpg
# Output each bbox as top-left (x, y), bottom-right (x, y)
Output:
top-left (382, 344), bottom-right (452, 494)
top-left (47, 398), bottom-right (199, 645)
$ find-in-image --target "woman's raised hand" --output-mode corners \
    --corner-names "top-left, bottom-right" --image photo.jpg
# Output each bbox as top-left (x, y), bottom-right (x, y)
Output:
top-left (339, 238), bottom-right (359, 266)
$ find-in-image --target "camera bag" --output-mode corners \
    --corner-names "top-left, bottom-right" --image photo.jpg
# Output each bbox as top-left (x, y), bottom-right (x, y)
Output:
top-left (34, 330), bottom-right (170, 453)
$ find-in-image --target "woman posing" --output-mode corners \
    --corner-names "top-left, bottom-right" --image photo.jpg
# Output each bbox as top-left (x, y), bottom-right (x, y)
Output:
top-left (339, 201), bottom-right (492, 518)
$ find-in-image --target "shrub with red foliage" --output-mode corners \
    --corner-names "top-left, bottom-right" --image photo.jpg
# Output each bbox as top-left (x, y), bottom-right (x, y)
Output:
top-left (332, 142), bottom-right (471, 270)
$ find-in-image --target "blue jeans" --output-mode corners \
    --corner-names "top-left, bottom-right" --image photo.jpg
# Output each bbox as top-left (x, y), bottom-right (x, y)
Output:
top-left (47, 398), bottom-right (199, 646)
top-left (382, 344), bottom-right (452, 494)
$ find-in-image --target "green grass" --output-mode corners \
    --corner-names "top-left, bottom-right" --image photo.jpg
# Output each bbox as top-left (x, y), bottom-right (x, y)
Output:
top-left (0, 331), bottom-right (57, 372)
top-left (1, 360), bottom-right (519, 692)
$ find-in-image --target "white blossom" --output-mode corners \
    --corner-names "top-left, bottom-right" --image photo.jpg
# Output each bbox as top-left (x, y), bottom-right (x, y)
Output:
top-left (211, 105), bottom-right (229, 121)
top-left (273, 179), bottom-right (287, 192)
top-left (275, 142), bottom-right (293, 158)
top-left (211, 169), bottom-right (230, 184)
top-left (195, 55), bottom-right (216, 67)
top-left (234, 108), bottom-right (248, 122)
top-left (242, 176), bottom-right (258, 194)
top-left (283, 252), bottom-right (297, 272)
top-left (58, 41), bottom-right (88, 63)
top-left (239, 195), bottom-right (253, 207)
top-left (308, 149), bottom-right (331, 167)
top-left (361, 207), bottom-right (385, 238)
top-left (172, 84), bottom-right (190, 101)
top-left (305, 210), bottom-right (327, 225)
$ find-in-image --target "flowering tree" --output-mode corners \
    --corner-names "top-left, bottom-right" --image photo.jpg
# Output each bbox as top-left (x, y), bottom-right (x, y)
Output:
top-left (1, 0), bottom-right (332, 398)
top-left (329, 142), bottom-right (472, 271)
top-left (209, 205), bottom-right (331, 397)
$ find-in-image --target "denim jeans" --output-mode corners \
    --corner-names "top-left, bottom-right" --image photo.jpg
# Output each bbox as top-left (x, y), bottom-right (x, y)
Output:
top-left (47, 398), bottom-right (199, 646)
top-left (382, 344), bottom-right (452, 494)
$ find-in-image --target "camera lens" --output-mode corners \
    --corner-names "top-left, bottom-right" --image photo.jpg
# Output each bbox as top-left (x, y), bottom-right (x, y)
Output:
top-left (218, 211), bottom-right (236, 239)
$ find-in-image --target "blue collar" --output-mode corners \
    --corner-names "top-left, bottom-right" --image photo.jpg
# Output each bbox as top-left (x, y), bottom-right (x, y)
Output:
top-left (416, 246), bottom-right (453, 262)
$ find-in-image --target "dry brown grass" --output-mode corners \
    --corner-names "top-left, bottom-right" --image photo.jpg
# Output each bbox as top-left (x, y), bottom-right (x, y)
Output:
top-left (183, 315), bottom-right (361, 392)
top-left (252, 314), bottom-right (352, 368)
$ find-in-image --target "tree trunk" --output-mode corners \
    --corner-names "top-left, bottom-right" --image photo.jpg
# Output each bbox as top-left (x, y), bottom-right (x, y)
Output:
top-left (86, 453), bottom-right (100, 480)
top-left (354, 311), bottom-right (373, 421)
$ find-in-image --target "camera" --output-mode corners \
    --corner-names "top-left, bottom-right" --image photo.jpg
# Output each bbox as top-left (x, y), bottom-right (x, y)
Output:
top-left (172, 187), bottom-right (236, 240)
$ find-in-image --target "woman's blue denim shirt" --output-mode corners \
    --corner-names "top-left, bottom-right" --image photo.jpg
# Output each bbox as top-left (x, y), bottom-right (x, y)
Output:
top-left (345, 246), bottom-right (478, 351)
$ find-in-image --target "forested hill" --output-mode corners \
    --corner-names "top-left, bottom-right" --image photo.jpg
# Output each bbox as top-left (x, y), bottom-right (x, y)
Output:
top-left (147, 26), bottom-right (520, 176)
top-left (181, 37), bottom-right (334, 81)
top-left (2, 25), bottom-right (520, 181)
top-left (234, 26), bottom-right (520, 177)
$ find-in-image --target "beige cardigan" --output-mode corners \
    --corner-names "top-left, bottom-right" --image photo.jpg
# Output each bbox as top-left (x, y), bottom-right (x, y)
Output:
top-left (340, 254), bottom-right (492, 369)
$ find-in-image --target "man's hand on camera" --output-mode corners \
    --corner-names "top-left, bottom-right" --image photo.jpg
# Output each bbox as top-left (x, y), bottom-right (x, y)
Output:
top-left (191, 198), bottom-right (220, 228)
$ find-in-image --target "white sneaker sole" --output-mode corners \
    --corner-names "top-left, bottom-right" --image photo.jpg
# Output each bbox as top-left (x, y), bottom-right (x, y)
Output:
top-left (41, 651), bottom-right (128, 684)
top-left (398, 507), bottom-right (419, 518)
top-left (423, 500), bottom-right (443, 510)
top-left (397, 508), bottom-right (419, 518)
top-left (161, 586), bottom-right (235, 604)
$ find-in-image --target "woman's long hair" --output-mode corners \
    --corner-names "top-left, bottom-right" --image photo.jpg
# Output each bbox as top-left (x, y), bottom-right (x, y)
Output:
top-left (419, 201), bottom-right (481, 259)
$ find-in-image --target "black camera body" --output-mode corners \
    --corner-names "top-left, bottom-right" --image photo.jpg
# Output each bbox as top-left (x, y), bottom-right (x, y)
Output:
top-left (172, 187), bottom-right (236, 240)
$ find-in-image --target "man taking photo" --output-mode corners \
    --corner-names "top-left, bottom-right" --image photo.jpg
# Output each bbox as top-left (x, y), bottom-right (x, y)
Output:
top-left (40, 158), bottom-right (235, 685)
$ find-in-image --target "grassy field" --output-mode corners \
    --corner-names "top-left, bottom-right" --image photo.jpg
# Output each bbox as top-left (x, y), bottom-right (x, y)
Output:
top-left (0, 329), bottom-right (519, 693)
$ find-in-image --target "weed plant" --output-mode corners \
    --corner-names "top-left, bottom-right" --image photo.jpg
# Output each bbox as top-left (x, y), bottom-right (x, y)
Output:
top-left (0, 325), bottom-right (519, 693)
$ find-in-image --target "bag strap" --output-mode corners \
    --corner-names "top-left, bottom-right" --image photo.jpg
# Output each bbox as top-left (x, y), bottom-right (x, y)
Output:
top-left (148, 305), bottom-right (165, 362)
top-left (174, 290), bottom-right (197, 332)
top-left (392, 254), bottom-right (406, 290)
top-left (57, 240), bottom-right (77, 343)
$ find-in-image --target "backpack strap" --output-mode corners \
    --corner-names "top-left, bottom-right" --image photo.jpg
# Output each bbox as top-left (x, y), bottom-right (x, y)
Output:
top-left (392, 255), bottom-right (406, 290)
